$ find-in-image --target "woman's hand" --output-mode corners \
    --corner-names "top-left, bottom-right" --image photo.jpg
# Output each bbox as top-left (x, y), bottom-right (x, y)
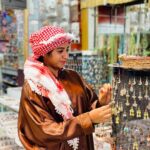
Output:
top-left (89, 104), bottom-right (112, 124)
top-left (98, 83), bottom-right (112, 106)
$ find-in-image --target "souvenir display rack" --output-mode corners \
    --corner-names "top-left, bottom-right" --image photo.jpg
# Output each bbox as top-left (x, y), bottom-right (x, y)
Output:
top-left (0, 9), bottom-right (24, 93)
top-left (65, 51), bottom-right (109, 93)
top-left (93, 122), bottom-right (113, 150)
top-left (0, 135), bottom-right (23, 150)
top-left (111, 65), bottom-right (150, 150)
top-left (0, 90), bottom-right (23, 149)
top-left (0, 111), bottom-right (23, 149)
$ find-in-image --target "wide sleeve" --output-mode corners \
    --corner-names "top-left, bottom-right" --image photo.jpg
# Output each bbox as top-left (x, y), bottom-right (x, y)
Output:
top-left (18, 81), bottom-right (94, 148)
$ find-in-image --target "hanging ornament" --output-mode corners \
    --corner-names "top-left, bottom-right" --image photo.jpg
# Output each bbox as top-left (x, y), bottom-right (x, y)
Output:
top-left (144, 109), bottom-right (149, 119)
top-left (115, 115), bottom-right (120, 124)
top-left (136, 107), bottom-right (142, 118)
top-left (138, 77), bottom-right (142, 85)
top-left (125, 97), bottom-right (130, 106)
top-left (133, 77), bottom-right (136, 85)
top-left (145, 77), bottom-right (149, 86)
top-left (144, 87), bottom-right (149, 100)
top-left (130, 107), bottom-right (135, 117)
top-left (133, 98), bottom-right (138, 108)
top-left (132, 140), bottom-right (138, 150)
top-left (138, 90), bottom-right (142, 101)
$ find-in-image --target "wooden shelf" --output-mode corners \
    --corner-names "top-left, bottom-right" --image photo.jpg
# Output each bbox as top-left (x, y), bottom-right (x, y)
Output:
top-left (108, 63), bottom-right (150, 71)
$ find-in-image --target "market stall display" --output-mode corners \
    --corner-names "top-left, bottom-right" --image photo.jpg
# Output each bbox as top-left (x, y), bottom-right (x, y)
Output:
top-left (65, 51), bottom-right (109, 93)
top-left (111, 57), bottom-right (150, 150)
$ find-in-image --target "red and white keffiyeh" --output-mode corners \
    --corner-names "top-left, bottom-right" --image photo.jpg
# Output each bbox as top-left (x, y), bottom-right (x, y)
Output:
top-left (29, 26), bottom-right (74, 59)
top-left (24, 57), bottom-right (79, 150)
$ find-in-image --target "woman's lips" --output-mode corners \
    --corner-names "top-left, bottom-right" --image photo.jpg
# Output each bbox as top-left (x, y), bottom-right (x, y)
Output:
top-left (60, 61), bottom-right (66, 64)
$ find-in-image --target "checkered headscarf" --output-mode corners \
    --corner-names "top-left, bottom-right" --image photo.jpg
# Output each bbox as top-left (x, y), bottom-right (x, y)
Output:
top-left (29, 26), bottom-right (74, 59)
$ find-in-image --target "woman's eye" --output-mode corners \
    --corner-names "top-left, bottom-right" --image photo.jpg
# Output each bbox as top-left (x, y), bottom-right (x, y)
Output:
top-left (57, 50), bottom-right (63, 53)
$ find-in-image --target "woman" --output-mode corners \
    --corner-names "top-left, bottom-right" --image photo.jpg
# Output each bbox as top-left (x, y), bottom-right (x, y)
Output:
top-left (18, 26), bottom-right (112, 150)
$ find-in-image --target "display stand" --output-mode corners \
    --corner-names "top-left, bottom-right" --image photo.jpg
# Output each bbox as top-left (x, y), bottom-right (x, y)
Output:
top-left (0, 9), bottom-right (25, 93)
top-left (65, 51), bottom-right (109, 93)
top-left (111, 64), bottom-right (150, 150)
top-left (0, 94), bottom-right (23, 149)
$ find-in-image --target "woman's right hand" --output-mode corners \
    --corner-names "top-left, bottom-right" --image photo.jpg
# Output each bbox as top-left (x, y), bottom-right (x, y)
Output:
top-left (89, 104), bottom-right (112, 123)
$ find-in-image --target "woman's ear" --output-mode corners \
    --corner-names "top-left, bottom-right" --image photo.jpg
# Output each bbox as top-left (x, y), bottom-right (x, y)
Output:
top-left (43, 52), bottom-right (51, 66)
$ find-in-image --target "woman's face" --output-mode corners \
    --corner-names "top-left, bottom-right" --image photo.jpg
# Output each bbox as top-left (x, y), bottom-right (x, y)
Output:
top-left (43, 43), bottom-right (70, 70)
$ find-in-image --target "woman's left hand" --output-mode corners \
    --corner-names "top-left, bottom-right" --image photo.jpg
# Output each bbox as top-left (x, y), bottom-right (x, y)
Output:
top-left (98, 83), bottom-right (112, 106)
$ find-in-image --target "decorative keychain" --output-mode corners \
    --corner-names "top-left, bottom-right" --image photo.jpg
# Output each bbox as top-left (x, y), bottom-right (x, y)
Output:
top-left (132, 140), bottom-right (138, 150)
top-left (147, 101), bottom-right (150, 110)
top-left (125, 96), bottom-right (130, 106)
top-left (133, 77), bottom-right (136, 85)
top-left (118, 103), bottom-right (123, 113)
top-left (132, 90), bottom-right (136, 100)
top-left (144, 109), bottom-right (149, 119)
top-left (147, 134), bottom-right (150, 147)
top-left (118, 70), bottom-right (121, 84)
top-left (138, 77), bottom-right (142, 85)
top-left (112, 105), bottom-right (117, 116)
top-left (136, 107), bottom-right (142, 118)
top-left (123, 110), bottom-right (127, 118)
top-left (130, 106), bottom-right (135, 117)
top-left (144, 87), bottom-right (149, 100)
top-left (145, 77), bottom-right (149, 86)
top-left (120, 84), bottom-right (127, 96)
top-left (123, 124), bottom-right (129, 134)
top-left (138, 90), bottom-right (142, 101)
top-left (128, 78), bottom-right (131, 85)
top-left (133, 97), bottom-right (138, 108)
top-left (115, 115), bottom-right (120, 124)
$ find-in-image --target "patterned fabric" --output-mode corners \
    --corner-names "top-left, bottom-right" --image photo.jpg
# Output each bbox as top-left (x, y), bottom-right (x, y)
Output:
top-left (24, 57), bottom-right (79, 150)
top-left (29, 26), bottom-right (74, 59)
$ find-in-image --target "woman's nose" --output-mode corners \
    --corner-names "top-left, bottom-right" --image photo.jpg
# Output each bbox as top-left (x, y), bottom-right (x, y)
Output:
top-left (63, 51), bottom-right (69, 59)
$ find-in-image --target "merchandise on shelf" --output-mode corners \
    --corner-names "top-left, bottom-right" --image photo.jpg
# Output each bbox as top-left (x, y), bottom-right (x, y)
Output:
top-left (125, 3), bottom-right (150, 56)
top-left (0, 88), bottom-right (23, 148)
top-left (38, 0), bottom-right (70, 31)
top-left (28, 0), bottom-right (74, 54)
top-left (0, 92), bottom-right (21, 112)
top-left (0, 9), bottom-right (24, 93)
top-left (98, 34), bottom-right (124, 64)
top-left (93, 122), bottom-right (113, 150)
top-left (0, 135), bottom-right (23, 150)
top-left (70, 1), bottom-right (79, 22)
top-left (111, 64), bottom-right (150, 150)
top-left (126, 32), bottom-right (150, 56)
top-left (1, 66), bottom-right (22, 93)
top-left (71, 22), bottom-right (80, 43)
top-left (126, 4), bottom-right (150, 34)
top-left (0, 111), bottom-right (23, 149)
top-left (65, 51), bottom-right (109, 93)
top-left (115, 119), bottom-right (150, 150)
